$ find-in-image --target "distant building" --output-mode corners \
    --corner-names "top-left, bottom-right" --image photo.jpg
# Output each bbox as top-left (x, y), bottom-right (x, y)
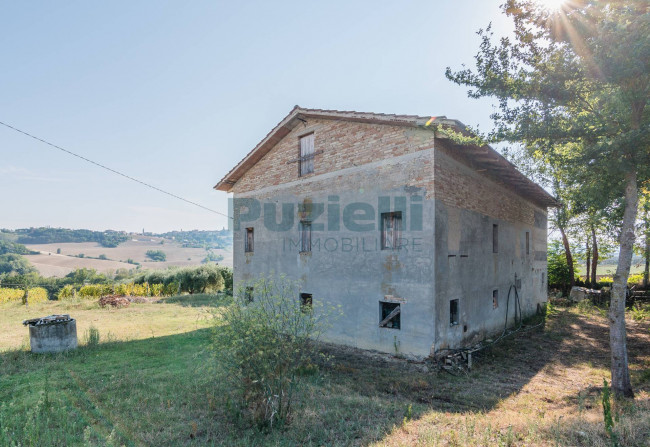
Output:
top-left (215, 107), bottom-right (557, 357)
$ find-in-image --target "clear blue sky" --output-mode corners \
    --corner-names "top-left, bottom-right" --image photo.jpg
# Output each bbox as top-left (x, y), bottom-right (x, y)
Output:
top-left (0, 1), bottom-right (513, 233)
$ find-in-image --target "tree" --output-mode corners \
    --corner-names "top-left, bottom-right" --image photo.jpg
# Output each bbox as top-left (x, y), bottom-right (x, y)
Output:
top-left (547, 240), bottom-right (576, 292)
top-left (447, 0), bottom-right (649, 397)
top-left (0, 254), bottom-right (36, 276)
top-left (145, 250), bottom-right (167, 262)
top-left (635, 190), bottom-right (650, 288)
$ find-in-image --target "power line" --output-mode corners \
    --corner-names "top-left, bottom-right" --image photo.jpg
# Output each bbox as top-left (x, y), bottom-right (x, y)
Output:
top-left (0, 120), bottom-right (231, 219)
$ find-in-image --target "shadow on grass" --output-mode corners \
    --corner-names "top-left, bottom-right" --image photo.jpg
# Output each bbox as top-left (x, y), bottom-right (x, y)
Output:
top-left (1, 310), bottom-right (648, 446)
top-left (156, 292), bottom-right (232, 308)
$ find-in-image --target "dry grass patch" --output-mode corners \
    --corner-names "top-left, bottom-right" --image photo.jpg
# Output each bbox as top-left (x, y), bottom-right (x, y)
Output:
top-left (0, 301), bottom-right (648, 446)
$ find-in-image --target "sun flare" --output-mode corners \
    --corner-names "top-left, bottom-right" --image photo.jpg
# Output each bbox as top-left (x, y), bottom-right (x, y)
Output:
top-left (536, 0), bottom-right (567, 11)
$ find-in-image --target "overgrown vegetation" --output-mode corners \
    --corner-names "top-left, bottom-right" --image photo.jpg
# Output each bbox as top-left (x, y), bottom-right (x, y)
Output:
top-left (548, 240), bottom-right (577, 293)
top-left (213, 276), bottom-right (336, 427)
top-left (0, 287), bottom-right (48, 304)
top-left (0, 298), bottom-right (648, 446)
top-left (0, 264), bottom-right (232, 305)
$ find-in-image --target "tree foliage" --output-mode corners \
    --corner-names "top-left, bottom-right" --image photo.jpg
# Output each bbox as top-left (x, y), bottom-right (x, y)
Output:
top-left (547, 240), bottom-right (577, 292)
top-left (447, 0), bottom-right (649, 397)
top-left (11, 227), bottom-right (128, 248)
top-left (145, 250), bottom-right (167, 262)
top-left (0, 254), bottom-right (36, 276)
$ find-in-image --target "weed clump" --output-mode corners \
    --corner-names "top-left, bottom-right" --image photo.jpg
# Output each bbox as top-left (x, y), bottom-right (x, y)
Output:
top-left (212, 275), bottom-right (337, 428)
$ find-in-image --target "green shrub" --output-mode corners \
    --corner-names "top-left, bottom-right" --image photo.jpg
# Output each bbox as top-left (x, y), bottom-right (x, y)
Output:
top-left (219, 267), bottom-right (233, 294)
top-left (150, 283), bottom-right (164, 297)
top-left (163, 281), bottom-right (179, 296)
top-left (599, 274), bottom-right (644, 287)
top-left (78, 284), bottom-right (112, 298)
top-left (213, 275), bottom-right (336, 428)
top-left (548, 240), bottom-right (577, 292)
top-left (57, 285), bottom-right (75, 300)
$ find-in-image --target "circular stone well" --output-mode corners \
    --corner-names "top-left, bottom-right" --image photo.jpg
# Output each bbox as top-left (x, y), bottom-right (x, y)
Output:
top-left (24, 315), bottom-right (78, 353)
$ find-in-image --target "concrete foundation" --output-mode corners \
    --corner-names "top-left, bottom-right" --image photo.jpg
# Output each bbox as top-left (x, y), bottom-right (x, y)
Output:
top-left (29, 319), bottom-right (78, 353)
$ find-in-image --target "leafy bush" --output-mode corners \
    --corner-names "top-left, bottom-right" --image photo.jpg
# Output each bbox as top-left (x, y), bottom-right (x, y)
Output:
top-left (0, 287), bottom-right (26, 304)
top-left (58, 285), bottom-right (75, 300)
top-left (213, 275), bottom-right (335, 428)
top-left (219, 267), bottom-right (233, 294)
top-left (78, 284), bottom-right (113, 298)
top-left (598, 273), bottom-right (644, 287)
top-left (180, 265), bottom-right (224, 294)
top-left (163, 282), bottom-right (179, 296)
top-left (27, 287), bottom-right (48, 303)
top-left (132, 265), bottom-right (227, 295)
top-left (0, 287), bottom-right (47, 304)
top-left (547, 240), bottom-right (577, 292)
top-left (150, 283), bottom-right (164, 297)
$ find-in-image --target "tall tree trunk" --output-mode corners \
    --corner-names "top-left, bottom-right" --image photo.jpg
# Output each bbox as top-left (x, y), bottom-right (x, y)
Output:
top-left (643, 206), bottom-right (650, 290)
top-left (643, 230), bottom-right (650, 290)
top-left (559, 225), bottom-right (575, 291)
top-left (586, 238), bottom-right (591, 286)
top-left (609, 170), bottom-right (637, 398)
top-left (591, 226), bottom-right (598, 288)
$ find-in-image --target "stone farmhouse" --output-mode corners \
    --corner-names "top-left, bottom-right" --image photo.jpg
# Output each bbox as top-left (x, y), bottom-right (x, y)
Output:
top-left (215, 106), bottom-right (557, 357)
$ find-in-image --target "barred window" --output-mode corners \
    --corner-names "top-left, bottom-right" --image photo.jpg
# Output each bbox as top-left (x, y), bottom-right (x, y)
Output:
top-left (245, 227), bottom-right (254, 253)
top-left (381, 212), bottom-right (402, 250)
top-left (299, 133), bottom-right (314, 176)
top-left (299, 221), bottom-right (311, 252)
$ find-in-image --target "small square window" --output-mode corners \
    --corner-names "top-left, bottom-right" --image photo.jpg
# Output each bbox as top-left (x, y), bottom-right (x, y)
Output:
top-left (244, 287), bottom-right (254, 303)
top-left (300, 293), bottom-right (312, 312)
top-left (525, 231), bottom-right (530, 255)
top-left (492, 224), bottom-right (499, 253)
top-left (379, 301), bottom-right (401, 330)
top-left (299, 133), bottom-right (315, 176)
top-left (493, 289), bottom-right (499, 309)
top-left (299, 221), bottom-right (312, 252)
top-left (381, 212), bottom-right (402, 250)
top-left (450, 299), bottom-right (459, 326)
top-left (245, 228), bottom-right (254, 253)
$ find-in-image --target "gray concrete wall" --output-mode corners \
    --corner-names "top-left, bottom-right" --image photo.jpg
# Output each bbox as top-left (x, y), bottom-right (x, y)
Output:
top-left (231, 137), bottom-right (548, 358)
top-left (29, 320), bottom-right (78, 353)
top-left (432, 149), bottom-right (548, 352)
top-left (233, 149), bottom-right (438, 357)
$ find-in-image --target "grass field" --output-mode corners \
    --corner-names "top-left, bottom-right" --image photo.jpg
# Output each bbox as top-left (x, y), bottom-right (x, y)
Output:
top-left (575, 263), bottom-right (646, 278)
top-left (24, 238), bottom-right (233, 277)
top-left (1, 297), bottom-right (648, 446)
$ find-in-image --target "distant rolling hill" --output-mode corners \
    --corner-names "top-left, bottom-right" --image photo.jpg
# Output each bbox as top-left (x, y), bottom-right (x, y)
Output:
top-left (23, 236), bottom-right (232, 278)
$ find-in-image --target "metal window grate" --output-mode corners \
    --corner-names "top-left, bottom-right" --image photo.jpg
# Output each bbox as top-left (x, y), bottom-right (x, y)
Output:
top-left (299, 221), bottom-right (312, 252)
top-left (381, 212), bottom-right (402, 250)
top-left (299, 133), bottom-right (314, 176)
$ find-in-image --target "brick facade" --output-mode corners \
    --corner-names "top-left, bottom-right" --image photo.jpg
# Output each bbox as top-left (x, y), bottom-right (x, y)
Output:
top-left (232, 118), bottom-right (436, 195)
top-left (433, 140), bottom-right (540, 225)
top-left (232, 117), bottom-right (545, 226)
